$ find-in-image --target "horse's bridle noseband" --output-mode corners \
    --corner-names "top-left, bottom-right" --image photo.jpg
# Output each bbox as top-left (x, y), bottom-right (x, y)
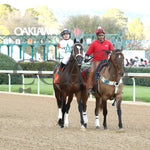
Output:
top-left (72, 43), bottom-right (83, 62)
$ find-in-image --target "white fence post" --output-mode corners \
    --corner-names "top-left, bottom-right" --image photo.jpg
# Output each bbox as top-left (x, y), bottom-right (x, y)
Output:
top-left (8, 74), bottom-right (11, 92)
top-left (132, 78), bottom-right (135, 102)
top-left (37, 75), bottom-right (40, 95)
top-left (22, 74), bottom-right (24, 94)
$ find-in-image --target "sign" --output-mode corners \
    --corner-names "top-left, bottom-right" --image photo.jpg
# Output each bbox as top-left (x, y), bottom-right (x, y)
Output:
top-left (86, 38), bottom-right (92, 44)
top-left (15, 39), bottom-right (20, 44)
top-left (14, 27), bottom-right (58, 35)
top-left (27, 38), bottom-right (33, 44)
top-left (74, 26), bottom-right (81, 35)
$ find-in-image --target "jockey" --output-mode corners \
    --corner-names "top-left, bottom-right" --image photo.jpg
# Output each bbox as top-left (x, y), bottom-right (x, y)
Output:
top-left (84, 26), bottom-right (114, 94)
top-left (54, 28), bottom-right (73, 83)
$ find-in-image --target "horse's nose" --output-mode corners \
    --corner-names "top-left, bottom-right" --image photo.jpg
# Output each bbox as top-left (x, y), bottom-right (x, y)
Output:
top-left (77, 57), bottom-right (83, 65)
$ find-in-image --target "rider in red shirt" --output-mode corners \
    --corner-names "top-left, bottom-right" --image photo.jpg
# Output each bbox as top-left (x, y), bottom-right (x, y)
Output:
top-left (84, 27), bottom-right (114, 93)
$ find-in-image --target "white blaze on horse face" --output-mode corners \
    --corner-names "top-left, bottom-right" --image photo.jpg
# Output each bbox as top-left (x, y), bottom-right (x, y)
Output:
top-left (77, 45), bottom-right (81, 54)
top-left (118, 54), bottom-right (122, 59)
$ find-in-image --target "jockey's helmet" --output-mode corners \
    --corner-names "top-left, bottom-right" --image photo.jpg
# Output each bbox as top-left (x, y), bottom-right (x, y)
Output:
top-left (96, 26), bottom-right (105, 35)
top-left (61, 28), bottom-right (71, 38)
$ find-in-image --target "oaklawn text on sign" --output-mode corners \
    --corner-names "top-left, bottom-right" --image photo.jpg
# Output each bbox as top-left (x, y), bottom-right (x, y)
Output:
top-left (14, 27), bottom-right (58, 35)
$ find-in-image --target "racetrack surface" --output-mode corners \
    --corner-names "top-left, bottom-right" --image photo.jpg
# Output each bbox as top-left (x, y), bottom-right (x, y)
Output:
top-left (0, 92), bottom-right (150, 150)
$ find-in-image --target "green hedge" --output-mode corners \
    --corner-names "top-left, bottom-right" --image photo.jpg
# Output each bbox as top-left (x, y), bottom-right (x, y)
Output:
top-left (19, 61), bottom-right (59, 71)
top-left (0, 53), bottom-right (22, 84)
top-left (18, 62), bottom-right (150, 86)
top-left (123, 67), bottom-right (150, 86)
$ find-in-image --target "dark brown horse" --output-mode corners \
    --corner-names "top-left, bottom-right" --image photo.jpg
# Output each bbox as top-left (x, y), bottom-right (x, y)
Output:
top-left (53, 38), bottom-right (85, 128)
top-left (82, 46), bottom-right (124, 130)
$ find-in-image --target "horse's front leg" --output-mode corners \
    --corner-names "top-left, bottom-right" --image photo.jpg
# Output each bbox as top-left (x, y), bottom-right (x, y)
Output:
top-left (75, 92), bottom-right (85, 129)
top-left (95, 97), bottom-right (101, 129)
top-left (81, 88), bottom-right (89, 128)
top-left (116, 96), bottom-right (123, 129)
top-left (61, 94), bottom-right (67, 128)
top-left (64, 94), bottom-right (73, 127)
top-left (55, 89), bottom-right (62, 126)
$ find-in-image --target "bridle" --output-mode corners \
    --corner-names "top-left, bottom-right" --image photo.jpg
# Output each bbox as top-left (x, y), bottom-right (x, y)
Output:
top-left (111, 51), bottom-right (124, 77)
top-left (72, 43), bottom-right (83, 65)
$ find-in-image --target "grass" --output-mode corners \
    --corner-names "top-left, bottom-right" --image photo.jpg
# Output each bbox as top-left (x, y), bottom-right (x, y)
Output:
top-left (0, 78), bottom-right (150, 102)
top-left (123, 85), bottom-right (150, 102)
top-left (0, 78), bottom-right (54, 95)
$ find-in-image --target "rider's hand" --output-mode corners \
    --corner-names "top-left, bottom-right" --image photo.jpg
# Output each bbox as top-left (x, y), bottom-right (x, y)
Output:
top-left (84, 59), bottom-right (89, 63)
top-left (106, 50), bottom-right (111, 54)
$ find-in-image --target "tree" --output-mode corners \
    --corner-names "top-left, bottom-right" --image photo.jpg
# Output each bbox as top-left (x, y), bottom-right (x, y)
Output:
top-left (0, 4), bottom-right (19, 34)
top-left (99, 17), bottom-right (122, 34)
top-left (24, 8), bottom-right (39, 19)
top-left (127, 17), bottom-right (144, 40)
top-left (63, 15), bottom-right (101, 34)
top-left (2, 11), bottom-right (42, 34)
top-left (0, 4), bottom-right (18, 23)
top-left (35, 5), bottom-right (60, 33)
top-left (102, 8), bottom-right (128, 35)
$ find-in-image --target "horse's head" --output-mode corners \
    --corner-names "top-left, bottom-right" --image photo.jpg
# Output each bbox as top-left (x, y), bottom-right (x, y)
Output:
top-left (71, 38), bottom-right (84, 66)
top-left (111, 46), bottom-right (124, 77)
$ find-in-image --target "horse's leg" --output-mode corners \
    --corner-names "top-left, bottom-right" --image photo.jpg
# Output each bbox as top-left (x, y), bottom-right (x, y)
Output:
top-left (116, 95), bottom-right (123, 129)
top-left (102, 100), bottom-right (108, 129)
top-left (54, 87), bottom-right (62, 126)
top-left (76, 92), bottom-right (85, 128)
top-left (95, 97), bottom-right (101, 129)
top-left (64, 94), bottom-right (73, 127)
top-left (82, 89), bottom-right (89, 128)
top-left (61, 94), bottom-right (67, 128)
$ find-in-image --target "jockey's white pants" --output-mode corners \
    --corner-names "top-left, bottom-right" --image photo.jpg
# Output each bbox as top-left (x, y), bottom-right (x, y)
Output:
top-left (61, 52), bottom-right (71, 65)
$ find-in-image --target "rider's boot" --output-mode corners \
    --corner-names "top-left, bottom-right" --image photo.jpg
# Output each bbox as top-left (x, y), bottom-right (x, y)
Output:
top-left (87, 69), bottom-right (95, 94)
top-left (54, 62), bottom-right (65, 84)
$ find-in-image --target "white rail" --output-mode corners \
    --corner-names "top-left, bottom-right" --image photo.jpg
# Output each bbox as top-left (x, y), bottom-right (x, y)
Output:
top-left (0, 70), bottom-right (53, 95)
top-left (0, 70), bottom-right (150, 101)
top-left (124, 73), bottom-right (150, 102)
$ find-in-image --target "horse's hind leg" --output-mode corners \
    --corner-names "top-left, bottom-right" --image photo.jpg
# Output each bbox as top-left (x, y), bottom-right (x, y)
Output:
top-left (102, 100), bottom-right (108, 129)
top-left (116, 97), bottom-right (123, 129)
top-left (64, 94), bottom-right (73, 127)
top-left (95, 97), bottom-right (101, 129)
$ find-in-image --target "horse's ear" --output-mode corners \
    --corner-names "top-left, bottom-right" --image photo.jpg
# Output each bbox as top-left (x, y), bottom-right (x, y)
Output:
top-left (74, 38), bottom-right (76, 44)
top-left (80, 38), bottom-right (83, 44)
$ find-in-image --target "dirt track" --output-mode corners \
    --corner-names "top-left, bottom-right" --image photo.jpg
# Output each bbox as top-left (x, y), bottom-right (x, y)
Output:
top-left (0, 92), bottom-right (150, 150)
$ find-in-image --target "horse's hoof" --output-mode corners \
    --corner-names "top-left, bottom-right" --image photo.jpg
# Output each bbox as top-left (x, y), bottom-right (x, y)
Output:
top-left (58, 119), bottom-right (62, 126)
top-left (80, 125), bottom-right (86, 131)
top-left (116, 128), bottom-right (125, 133)
top-left (96, 126), bottom-right (100, 129)
top-left (104, 126), bottom-right (108, 130)
top-left (84, 123), bottom-right (87, 128)
top-left (64, 124), bottom-right (68, 128)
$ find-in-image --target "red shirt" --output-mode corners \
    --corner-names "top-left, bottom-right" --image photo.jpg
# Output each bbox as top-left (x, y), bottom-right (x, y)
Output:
top-left (86, 39), bottom-right (114, 61)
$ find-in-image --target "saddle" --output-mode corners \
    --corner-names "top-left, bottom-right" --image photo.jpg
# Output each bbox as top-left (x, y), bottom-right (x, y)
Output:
top-left (81, 60), bottom-right (108, 92)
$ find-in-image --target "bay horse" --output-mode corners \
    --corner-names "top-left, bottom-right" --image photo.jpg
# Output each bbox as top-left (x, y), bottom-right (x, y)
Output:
top-left (53, 38), bottom-right (85, 128)
top-left (81, 46), bottom-right (124, 130)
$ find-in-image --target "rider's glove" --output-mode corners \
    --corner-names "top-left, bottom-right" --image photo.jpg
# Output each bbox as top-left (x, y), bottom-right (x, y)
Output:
top-left (106, 50), bottom-right (111, 54)
top-left (84, 59), bottom-right (89, 63)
